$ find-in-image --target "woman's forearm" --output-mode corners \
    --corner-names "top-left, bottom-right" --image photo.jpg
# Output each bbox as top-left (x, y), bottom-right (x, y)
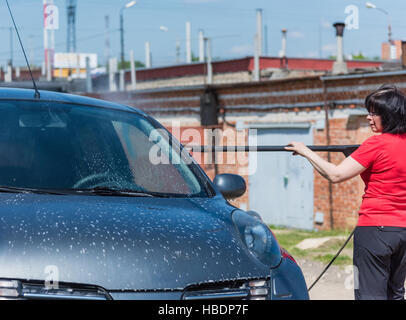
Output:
top-left (303, 149), bottom-right (339, 182)
top-left (285, 141), bottom-right (366, 183)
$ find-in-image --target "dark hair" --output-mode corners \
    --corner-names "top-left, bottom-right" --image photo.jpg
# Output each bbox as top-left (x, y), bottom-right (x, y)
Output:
top-left (365, 84), bottom-right (406, 134)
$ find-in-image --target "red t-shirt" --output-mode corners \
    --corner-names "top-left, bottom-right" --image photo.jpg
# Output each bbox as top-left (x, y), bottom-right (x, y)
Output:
top-left (351, 133), bottom-right (406, 227)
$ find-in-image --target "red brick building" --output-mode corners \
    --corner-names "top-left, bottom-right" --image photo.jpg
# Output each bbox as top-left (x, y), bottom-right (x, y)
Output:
top-left (381, 40), bottom-right (402, 60)
top-left (117, 56), bottom-right (383, 90)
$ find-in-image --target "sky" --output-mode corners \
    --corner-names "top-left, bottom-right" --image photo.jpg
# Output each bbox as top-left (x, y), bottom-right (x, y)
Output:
top-left (0, 0), bottom-right (406, 68)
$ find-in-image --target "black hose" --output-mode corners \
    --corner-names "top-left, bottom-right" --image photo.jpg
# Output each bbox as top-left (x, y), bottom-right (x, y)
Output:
top-left (307, 228), bottom-right (356, 292)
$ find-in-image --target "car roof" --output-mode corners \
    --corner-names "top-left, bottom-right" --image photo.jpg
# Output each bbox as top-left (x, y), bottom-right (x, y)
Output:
top-left (0, 87), bottom-right (144, 115)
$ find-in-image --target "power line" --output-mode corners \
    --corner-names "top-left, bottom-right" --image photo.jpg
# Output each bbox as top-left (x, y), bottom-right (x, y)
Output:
top-left (0, 28), bottom-right (120, 58)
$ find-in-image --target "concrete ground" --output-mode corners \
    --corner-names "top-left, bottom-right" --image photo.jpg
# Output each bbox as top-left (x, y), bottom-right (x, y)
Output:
top-left (297, 258), bottom-right (406, 300)
top-left (297, 258), bottom-right (354, 300)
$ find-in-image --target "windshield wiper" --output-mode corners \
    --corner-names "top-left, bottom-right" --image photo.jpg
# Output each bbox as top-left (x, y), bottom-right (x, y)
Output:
top-left (71, 186), bottom-right (170, 198)
top-left (0, 185), bottom-right (68, 195)
top-left (0, 185), bottom-right (172, 197)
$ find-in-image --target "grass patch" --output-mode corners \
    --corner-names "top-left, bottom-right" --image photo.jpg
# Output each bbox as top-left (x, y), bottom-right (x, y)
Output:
top-left (269, 225), bottom-right (354, 266)
top-left (314, 254), bottom-right (352, 265)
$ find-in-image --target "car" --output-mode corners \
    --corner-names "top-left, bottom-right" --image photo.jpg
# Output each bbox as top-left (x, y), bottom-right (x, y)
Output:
top-left (0, 87), bottom-right (309, 300)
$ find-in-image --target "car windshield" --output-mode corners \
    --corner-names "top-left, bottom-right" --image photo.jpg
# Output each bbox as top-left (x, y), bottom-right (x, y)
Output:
top-left (0, 100), bottom-right (209, 197)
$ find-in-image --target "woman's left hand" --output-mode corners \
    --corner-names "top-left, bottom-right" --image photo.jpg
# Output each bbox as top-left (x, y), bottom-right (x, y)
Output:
top-left (284, 141), bottom-right (310, 157)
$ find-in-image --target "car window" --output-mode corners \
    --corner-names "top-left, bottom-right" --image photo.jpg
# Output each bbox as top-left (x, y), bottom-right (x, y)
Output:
top-left (0, 100), bottom-right (208, 197)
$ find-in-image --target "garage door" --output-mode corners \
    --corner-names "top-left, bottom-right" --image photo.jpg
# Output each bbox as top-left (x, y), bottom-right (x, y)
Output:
top-left (248, 124), bottom-right (314, 230)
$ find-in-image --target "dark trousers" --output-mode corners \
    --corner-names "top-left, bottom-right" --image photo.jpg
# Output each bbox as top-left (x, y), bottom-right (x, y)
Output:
top-left (353, 226), bottom-right (406, 300)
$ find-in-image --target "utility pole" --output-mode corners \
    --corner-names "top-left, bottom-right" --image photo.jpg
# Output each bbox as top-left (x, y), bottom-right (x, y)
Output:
top-left (43, 0), bottom-right (59, 81)
top-left (186, 21), bottom-right (192, 63)
top-left (120, 12), bottom-right (124, 67)
top-left (119, 1), bottom-right (136, 69)
top-left (67, 0), bottom-right (77, 52)
top-left (176, 39), bottom-right (181, 64)
top-left (145, 41), bottom-right (151, 68)
top-left (130, 49), bottom-right (136, 90)
top-left (199, 29), bottom-right (204, 62)
top-left (104, 15), bottom-right (111, 66)
top-left (43, 0), bottom-right (48, 75)
top-left (204, 37), bottom-right (212, 84)
top-left (256, 9), bottom-right (263, 56)
top-left (86, 56), bottom-right (93, 93)
top-left (109, 57), bottom-right (118, 92)
top-left (49, 0), bottom-right (55, 72)
top-left (253, 33), bottom-right (260, 81)
top-left (9, 27), bottom-right (13, 66)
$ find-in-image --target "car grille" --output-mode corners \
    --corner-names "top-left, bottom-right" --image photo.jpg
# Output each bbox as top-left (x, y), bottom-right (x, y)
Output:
top-left (0, 279), bottom-right (110, 300)
top-left (182, 279), bottom-right (270, 300)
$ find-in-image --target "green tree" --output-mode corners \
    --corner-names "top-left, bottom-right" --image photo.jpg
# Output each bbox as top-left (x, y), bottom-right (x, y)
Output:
top-left (351, 52), bottom-right (369, 60)
top-left (191, 52), bottom-right (200, 62)
top-left (118, 60), bottom-right (145, 70)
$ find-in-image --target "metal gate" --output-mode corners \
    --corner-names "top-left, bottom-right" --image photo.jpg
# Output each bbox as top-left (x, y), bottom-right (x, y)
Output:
top-left (248, 123), bottom-right (314, 230)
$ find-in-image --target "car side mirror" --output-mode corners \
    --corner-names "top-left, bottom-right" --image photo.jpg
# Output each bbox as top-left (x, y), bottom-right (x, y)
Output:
top-left (213, 174), bottom-right (246, 199)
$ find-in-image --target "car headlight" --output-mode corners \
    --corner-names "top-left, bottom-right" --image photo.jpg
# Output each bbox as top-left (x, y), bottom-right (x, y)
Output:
top-left (232, 210), bottom-right (281, 268)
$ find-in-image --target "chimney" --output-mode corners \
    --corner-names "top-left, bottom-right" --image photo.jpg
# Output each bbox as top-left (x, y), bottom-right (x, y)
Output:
top-left (204, 37), bottom-right (212, 84)
top-left (279, 29), bottom-right (287, 58)
top-left (279, 29), bottom-right (288, 69)
top-left (332, 22), bottom-right (348, 75)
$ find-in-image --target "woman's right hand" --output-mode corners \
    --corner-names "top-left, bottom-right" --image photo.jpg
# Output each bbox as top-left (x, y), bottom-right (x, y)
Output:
top-left (284, 141), bottom-right (310, 157)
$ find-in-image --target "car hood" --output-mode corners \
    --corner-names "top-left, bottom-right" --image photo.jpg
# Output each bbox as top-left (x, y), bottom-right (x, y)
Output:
top-left (0, 194), bottom-right (270, 290)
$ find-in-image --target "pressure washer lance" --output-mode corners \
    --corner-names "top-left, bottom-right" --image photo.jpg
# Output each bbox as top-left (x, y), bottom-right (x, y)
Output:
top-left (189, 144), bottom-right (360, 291)
top-left (189, 145), bottom-right (360, 157)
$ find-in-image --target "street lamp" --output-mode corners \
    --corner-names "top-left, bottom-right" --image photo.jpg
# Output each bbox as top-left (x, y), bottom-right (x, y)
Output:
top-left (365, 2), bottom-right (392, 43)
top-left (120, 0), bottom-right (136, 69)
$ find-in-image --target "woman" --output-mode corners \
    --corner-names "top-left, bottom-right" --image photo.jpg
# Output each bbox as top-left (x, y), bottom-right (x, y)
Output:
top-left (285, 84), bottom-right (406, 300)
